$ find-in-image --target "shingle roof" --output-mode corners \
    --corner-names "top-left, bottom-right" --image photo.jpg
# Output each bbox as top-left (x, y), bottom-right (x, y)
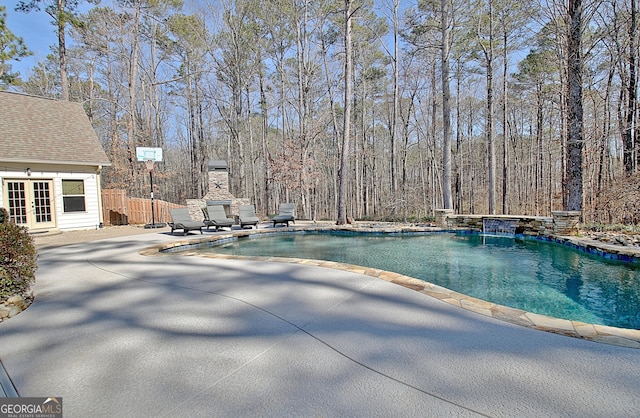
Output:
top-left (0, 91), bottom-right (111, 166)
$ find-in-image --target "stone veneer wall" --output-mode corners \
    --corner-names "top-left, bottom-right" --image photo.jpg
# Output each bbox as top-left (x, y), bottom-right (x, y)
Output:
top-left (442, 211), bottom-right (581, 236)
top-left (185, 170), bottom-right (251, 221)
top-left (550, 211), bottom-right (581, 235)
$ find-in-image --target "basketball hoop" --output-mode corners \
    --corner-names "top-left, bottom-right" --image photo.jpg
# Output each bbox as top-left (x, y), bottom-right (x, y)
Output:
top-left (138, 146), bottom-right (166, 229)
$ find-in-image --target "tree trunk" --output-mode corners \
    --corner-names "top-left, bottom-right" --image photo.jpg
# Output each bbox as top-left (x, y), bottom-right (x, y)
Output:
top-left (441, 0), bottom-right (453, 210)
top-left (628, 0), bottom-right (638, 173)
top-left (455, 62), bottom-right (463, 213)
top-left (259, 64), bottom-right (271, 214)
top-left (536, 86), bottom-right (543, 215)
top-left (473, 0), bottom-right (497, 214)
top-left (57, 0), bottom-right (69, 100)
top-left (390, 0), bottom-right (400, 214)
top-left (127, 1), bottom-right (141, 196)
top-left (565, 0), bottom-right (584, 211)
top-left (502, 30), bottom-right (509, 214)
top-left (337, 0), bottom-right (353, 224)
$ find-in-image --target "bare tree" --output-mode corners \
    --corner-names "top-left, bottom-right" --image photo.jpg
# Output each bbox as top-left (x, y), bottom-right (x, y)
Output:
top-left (441, 0), bottom-right (453, 210)
top-left (624, 0), bottom-right (638, 174)
top-left (337, 0), bottom-right (354, 224)
top-left (13, 0), bottom-right (639, 223)
top-left (495, 0), bottom-right (531, 214)
top-left (471, 0), bottom-right (497, 214)
top-left (565, 0), bottom-right (584, 211)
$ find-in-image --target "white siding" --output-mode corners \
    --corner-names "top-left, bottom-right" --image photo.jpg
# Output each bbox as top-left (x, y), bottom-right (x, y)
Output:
top-left (54, 173), bottom-right (102, 231)
top-left (0, 164), bottom-right (103, 231)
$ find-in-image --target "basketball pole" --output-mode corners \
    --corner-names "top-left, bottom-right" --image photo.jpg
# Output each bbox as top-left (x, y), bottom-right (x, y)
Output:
top-left (144, 159), bottom-right (166, 229)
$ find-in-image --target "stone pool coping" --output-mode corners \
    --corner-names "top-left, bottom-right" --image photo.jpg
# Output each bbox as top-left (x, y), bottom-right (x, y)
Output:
top-left (140, 225), bottom-right (640, 349)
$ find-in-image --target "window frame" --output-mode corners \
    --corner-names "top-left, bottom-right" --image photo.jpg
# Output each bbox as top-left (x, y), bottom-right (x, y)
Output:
top-left (62, 179), bottom-right (86, 213)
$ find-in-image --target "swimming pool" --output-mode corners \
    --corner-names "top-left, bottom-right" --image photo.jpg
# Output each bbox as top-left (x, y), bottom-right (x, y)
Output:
top-left (190, 231), bottom-right (640, 330)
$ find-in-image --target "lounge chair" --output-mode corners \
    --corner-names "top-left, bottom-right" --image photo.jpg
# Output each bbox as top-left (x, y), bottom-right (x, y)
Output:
top-left (238, 204), bottom-right (259, 229)
top-left (168, 208), bottom-right (204, 235)
top-left (202, 205), bottom-right (235, 231)
top-left (271, 203), bottom-right (296, 227)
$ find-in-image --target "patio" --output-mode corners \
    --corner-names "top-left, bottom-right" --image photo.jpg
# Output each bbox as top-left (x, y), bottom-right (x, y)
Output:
top-left (0, 226), bottom-right (638, 416)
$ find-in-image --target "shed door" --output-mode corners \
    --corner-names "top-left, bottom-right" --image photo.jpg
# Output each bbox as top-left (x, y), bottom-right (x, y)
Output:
top-left (4, 180), bottom-right (56, 230)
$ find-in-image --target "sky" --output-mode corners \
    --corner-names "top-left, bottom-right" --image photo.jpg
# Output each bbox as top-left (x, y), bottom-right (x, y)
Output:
top-left (4, 0), bottom-right (68, 76)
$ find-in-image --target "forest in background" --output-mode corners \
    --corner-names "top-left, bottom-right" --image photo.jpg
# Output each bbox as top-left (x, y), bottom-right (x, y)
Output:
top-left (1, 0), bottom-right (639, 224)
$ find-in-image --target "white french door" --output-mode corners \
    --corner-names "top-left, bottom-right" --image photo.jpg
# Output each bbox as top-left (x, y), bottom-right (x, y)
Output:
top-left (4, 180), bottom-right (56, 230)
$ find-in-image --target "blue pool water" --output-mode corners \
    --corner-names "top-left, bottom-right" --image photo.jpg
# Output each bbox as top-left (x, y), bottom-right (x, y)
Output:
top-left (194, 232), bottom-right (640, 329)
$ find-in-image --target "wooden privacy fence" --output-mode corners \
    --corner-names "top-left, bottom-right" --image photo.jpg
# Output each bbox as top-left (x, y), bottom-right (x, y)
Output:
top-left (102, 189), bottom-right (184, 226)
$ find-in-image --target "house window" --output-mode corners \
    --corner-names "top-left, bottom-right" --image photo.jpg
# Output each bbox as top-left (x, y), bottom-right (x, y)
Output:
top-left (62, 180), bottom-right (86, 212)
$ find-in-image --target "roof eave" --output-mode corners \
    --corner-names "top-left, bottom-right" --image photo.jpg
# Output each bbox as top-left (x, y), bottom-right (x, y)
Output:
top-left (0, 158), bottom-right (112, 167)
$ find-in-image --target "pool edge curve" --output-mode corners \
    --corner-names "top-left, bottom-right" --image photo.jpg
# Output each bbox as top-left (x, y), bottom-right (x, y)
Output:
top-left (140, 225), bottom-right (640, 349)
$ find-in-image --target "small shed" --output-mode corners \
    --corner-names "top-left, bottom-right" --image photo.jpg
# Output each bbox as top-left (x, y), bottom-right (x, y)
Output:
top-left (0, 91), bottom-right (111, 231)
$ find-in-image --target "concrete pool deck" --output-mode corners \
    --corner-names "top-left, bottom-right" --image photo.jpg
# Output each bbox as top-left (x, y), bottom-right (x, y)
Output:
top-left (149, 225), bottom-right (640, 349)
top-left (0, 223), bottom-right (639, 416)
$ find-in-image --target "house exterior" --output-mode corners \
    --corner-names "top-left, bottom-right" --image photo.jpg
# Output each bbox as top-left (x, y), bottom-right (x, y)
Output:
top-left (0, 91), bottom-right (111, 232)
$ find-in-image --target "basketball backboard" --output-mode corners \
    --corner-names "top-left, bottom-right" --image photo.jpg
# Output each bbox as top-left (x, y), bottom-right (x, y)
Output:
top-left (136, 147), bottom-right (163, 162)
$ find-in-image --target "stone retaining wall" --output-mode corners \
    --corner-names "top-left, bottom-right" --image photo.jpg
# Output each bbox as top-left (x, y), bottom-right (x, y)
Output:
top-left (442, 211), bottom-right (581, 236)
top-left (0, 295), bottom-right (31, 323)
